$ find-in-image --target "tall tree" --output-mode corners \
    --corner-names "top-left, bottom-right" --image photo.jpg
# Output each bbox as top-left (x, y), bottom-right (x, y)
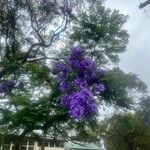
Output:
top-left (0, 0), bottom-right (147, 150)
top-left (103, 113), bottom-right (150, 150)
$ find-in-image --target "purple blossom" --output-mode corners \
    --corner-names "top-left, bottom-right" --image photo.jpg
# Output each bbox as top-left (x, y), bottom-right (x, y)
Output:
top-left (88, 69), bottom-right (106, 84)
top-left (94, 83), bottom-right (106, 93)
top-left (86, 72), bottom-right (97, 84)
top-left (0, 80), bottom-right (15, 93)
top-left (61, 89), bottom-right (96, 119)
top-left (53, 61), bottom-right (71, 74)
top-left (53, 46), bottom-right (107, 120)
top-left (69, 91), bottom-right (86, 105)
top-left (69, 93), bottom-right (85, 119)
top-left (60, 95), bottom-right (71, 108)
top-left (78, 59), bottom-right (96, 78)
top-left (80, 59), bottom-right (96, 72)
top-left (70, 103), bottom-right (85, 120)
top-left (81, 88), bottom-right (94, 101)
top-left (69, 88), bottom-right (93, 103)
top-left (74, 78), bottom-right (88, 88)
top-left (56, 73), bottom-right (67, 82)
top-left (85, 101), bottom-right (98, 117)
top-left (70, 46), bottom-right (85, 61)
top-left (53, 61), bottom-right (71, 82)
top-left (70, 60), bottom-right (81, 70)
top-left (59, 82), bottom-right (71, 93)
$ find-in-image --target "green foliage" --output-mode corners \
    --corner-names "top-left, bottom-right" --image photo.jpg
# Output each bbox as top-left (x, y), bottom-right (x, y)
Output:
top-left (24, 63), bottom-right (51, 85)
top-left (11, 94), bottom-right (30, 106)
top-left (138, 96), bottom-right (150, 125)
top-left (0, 0), bottom-right (148, 147)
top-left (102, 68), bottom-right (147, 107)
top-left (104, 113), bottom-right (150, 150)
top-left (70, 4), bottom-right (129, 64)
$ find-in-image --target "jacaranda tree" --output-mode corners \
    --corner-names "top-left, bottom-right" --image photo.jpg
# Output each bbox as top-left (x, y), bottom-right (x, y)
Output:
top-left (0, 0), bottom-right (147, 150)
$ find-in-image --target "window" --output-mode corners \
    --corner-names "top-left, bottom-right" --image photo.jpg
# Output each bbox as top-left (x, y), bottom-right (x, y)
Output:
top-left (55, 141), bottom-right (61, 147)
top-left (49, 140), bottom-right (54, 147)
top-left (59, 142), bottom-right (64, 148)
top-left (38, 140), bottom-right (42, 147)
top-left (22, 139), bottom-right (27, 145)
top-left (21, 146), bottom-right (27, 150)
top-left (29, 140), bottom-right (34, 146)
top-left (28, 146), bottom-right (34, 150)
top-left (38, 140), bottom-right (50, 147)
top-left (45, 140), bottom-right (49, 147)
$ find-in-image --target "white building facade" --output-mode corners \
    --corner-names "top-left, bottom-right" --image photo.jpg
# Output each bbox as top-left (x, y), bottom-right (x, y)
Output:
top-left (0, 136), bottom-right (64, 150)
top-left (0, 136), bottom-right (103, 150)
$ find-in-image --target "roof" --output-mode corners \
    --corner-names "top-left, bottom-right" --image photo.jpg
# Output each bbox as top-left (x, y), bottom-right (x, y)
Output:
top-left (64, 141), bottom-right (103, 150)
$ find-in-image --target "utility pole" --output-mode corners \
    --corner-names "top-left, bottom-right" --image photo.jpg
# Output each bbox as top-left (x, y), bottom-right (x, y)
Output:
top-left (139, 0), bottom-right (150, 9)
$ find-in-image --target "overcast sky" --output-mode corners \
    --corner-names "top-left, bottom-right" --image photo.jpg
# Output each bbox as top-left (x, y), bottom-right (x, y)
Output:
top-left (104, 0), bottom-right (150, 93)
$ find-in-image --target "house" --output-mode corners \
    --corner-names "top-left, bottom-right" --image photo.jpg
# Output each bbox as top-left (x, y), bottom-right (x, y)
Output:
top-left (0, 135), bottom-right (64, 150)
top-left (0, 135), bottom-right (103, 150)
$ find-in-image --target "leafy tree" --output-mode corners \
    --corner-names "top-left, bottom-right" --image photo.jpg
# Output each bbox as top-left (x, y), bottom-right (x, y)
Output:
top-left (138, 96), bottom-right (150, 126)
top-left (0, 0), bottom-right (147, 150)
top-left (103, 113), bottom-right (150, 150)
top-left (102, 68), bottom-right (146, 107)
top-left (69, 2), bottom-right (129, 65)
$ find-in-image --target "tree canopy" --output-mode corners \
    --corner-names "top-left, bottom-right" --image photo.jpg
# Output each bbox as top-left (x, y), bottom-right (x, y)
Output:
top-left (0, 0), bottom-right (148, 150)
top-left (103, 113), bottom-right (150, 150)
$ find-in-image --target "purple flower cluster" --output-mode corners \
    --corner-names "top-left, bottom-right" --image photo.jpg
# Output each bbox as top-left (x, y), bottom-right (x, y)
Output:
top-left (0, 80), bottom-right (15, 93)
top-left (61, 89), bottom-right (98, 119)
top-left (53, 46), bottom-right (106, 120)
